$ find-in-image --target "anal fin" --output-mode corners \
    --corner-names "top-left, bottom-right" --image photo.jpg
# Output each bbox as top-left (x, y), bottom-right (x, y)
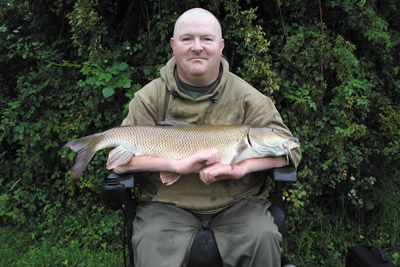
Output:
top-left (160, 172), bottom-right (182, 185)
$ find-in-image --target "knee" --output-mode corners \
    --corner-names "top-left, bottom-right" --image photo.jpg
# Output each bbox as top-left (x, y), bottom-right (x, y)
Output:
top-left (246, 218), bottom-right (282, 249)
top-left (133, 217), bottom-right (167, 241)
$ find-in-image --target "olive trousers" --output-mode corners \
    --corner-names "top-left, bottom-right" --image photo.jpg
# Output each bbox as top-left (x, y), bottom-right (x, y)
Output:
top-left (132, 198), bottom-right (282, 267)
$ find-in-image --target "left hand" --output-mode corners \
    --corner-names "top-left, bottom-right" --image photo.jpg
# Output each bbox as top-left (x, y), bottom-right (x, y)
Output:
top-left (199, 162), bottom-right (246, 185)
top-left (198, 156), bottom-right (288, 185)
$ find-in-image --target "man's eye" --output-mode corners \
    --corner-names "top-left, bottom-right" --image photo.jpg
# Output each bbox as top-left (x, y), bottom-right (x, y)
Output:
top-left (182, 37), bottom-right (192, 41)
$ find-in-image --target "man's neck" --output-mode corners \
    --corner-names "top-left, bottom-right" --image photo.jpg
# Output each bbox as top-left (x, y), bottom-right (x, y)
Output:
top-left (176, 69), bottom-right (220, 86)
top-left (174, 68), bottom-right (221, 99)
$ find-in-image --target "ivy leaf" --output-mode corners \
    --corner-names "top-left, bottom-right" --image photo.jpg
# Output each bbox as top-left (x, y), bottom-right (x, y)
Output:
top-left (102, 86), bottom-right (115, 98)
top-left (120, 78), bottom-right (132, 88)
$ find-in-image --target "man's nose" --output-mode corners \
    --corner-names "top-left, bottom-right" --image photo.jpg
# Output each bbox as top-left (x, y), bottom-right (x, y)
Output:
top-left (191, 39), bottom-right (203, 52)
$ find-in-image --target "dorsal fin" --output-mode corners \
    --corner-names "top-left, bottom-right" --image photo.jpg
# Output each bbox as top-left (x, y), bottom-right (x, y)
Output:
top-left (157, 120), bottom-right (193, 127)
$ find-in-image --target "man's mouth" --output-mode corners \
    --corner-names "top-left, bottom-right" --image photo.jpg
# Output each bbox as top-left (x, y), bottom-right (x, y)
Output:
top-left (189, 57), bottom-right (206, 61)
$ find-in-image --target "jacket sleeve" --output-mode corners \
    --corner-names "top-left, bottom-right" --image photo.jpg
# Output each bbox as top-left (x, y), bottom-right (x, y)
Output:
top-left (121, 79), bottom-right (165, 127)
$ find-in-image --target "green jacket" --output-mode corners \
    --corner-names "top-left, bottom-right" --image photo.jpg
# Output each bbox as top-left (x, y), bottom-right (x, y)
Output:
top-left (122, 57), bottom-right (301, 213)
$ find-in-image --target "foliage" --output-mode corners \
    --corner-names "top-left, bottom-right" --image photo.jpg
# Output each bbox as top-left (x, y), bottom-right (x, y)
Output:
top-left (222, 0), bottom-right (280, 95)
top-left (264, 0), bottom-right (400, 263)
top-left (0, 225), bottom-right (123, 266)
top-left (1, 0), bottom-right (399, 265)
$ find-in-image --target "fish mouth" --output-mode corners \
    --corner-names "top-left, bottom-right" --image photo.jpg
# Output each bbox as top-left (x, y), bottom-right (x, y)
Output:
top-left (282, 139), bottom-right (300, 158)
top-left (283, 138), bottom-right (300, 148)
top-left (282, 139), bottom-right (299, 163)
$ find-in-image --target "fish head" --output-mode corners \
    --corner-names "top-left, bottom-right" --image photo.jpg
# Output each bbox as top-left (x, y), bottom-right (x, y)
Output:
top-left (248, 127), bottom-right (300, 156)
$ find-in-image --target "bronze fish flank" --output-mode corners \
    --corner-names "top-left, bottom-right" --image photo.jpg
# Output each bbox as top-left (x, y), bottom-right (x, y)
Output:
top-left (64, 124), bottom-right (300, 184)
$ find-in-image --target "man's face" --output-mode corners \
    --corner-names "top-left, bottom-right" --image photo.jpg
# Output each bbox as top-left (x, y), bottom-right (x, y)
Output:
top-left (170, 14), bottom-right (224, 86)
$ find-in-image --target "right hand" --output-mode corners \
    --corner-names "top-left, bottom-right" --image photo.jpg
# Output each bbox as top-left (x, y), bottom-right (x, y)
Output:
top-left (175, 148), bottom-right (221, 174)
top-left (160, 148), bottom-right (221, 185)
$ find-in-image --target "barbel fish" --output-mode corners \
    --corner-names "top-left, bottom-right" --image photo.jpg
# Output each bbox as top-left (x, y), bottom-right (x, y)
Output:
top-left (64, 124), bottom-right (300, 185)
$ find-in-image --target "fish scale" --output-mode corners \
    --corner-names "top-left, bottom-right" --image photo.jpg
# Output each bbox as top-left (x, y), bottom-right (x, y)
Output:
top-left (108, 125), bottom-right (250, 160)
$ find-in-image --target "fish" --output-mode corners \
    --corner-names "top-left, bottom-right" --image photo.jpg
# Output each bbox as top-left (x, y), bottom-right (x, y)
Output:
top-left (64, 124), bottom-right (300, 185)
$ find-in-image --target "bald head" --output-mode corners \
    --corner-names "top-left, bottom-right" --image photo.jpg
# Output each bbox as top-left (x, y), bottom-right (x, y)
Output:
top-left (170, 8), bottom-right (224, 86)
top-left (173, 8), bottom-right (222, 40)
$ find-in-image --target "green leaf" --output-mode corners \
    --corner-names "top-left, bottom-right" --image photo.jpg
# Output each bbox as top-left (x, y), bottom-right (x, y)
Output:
top-left (102, 86), bottom-right (115, 98)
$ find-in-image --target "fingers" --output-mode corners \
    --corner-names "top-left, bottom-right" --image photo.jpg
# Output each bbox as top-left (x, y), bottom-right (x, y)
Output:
top-left (199, 163), bottom-right (233, 185)
top-left (199, 162), bottom-right (248, 185)
top-left (178, 149), bottom-right (221, 174)
top-left (192, 149), bottom-right (220, 166)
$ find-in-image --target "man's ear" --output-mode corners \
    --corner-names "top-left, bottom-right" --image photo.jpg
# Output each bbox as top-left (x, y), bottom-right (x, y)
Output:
top-left (170, 37), bottom-right (175, 54)
top-left (220, 39), bottom-right (225, 55)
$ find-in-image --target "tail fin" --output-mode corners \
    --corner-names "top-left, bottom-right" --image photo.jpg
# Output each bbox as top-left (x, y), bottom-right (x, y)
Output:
top-left (64, 135), bottom-right (96, 179)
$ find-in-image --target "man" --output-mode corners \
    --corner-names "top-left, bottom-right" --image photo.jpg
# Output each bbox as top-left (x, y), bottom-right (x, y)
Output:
top-left (115, 8), bottom-right (301, 267)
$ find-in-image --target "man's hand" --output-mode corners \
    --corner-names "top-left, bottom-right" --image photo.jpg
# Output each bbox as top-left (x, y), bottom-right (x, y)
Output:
top-left (199, 162), bottom-right (245, 185)
top-left (175, 149), bottom-right (221, 174)
top-left (113, 150), bottom-right (287, 186)
top-left (159, 149), bottom-right (221, 185)
top-left (199, 156), bottom-right (288, 185)
top-left (113, 148), bottom-right (220, 176)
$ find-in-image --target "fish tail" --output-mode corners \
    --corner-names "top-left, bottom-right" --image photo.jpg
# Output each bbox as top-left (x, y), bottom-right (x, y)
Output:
top-left (64, 135), bottom-right (97, 179)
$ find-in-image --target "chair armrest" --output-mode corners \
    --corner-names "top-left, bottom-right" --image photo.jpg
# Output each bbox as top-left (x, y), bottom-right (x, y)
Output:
top-left (267, 166), bottom-right (298, 211)
top-left (100, 172), bottom-right (136, 211)
top-left (115, 172), bottom-right (136, 189)
top-left (267, 165), bottom-right (297, 183)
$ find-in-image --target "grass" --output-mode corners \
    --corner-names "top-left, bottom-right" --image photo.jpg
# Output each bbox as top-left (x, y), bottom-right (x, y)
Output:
top-left (0, 226), bottom-right (123, 266)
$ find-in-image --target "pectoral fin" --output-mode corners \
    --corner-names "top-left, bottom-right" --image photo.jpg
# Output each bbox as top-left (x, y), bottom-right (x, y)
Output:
top-left (160, 172), bottom-right (182, 185)
top-left (229, 138), bottom-right (249, 168)
top-left (106, 146), bottom-right (135, 170)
